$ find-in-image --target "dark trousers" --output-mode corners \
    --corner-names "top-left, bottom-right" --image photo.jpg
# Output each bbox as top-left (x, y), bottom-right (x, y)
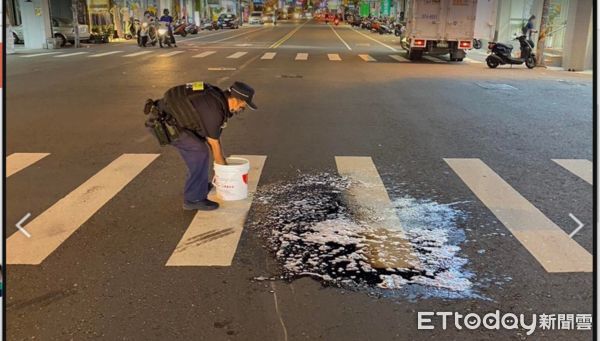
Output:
top-left (171, 131), bottom-right (210, 203)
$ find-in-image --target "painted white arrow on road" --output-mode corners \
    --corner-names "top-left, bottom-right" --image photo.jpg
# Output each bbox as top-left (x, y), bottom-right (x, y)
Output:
top-left (15, 213), bottom-right (32, 238)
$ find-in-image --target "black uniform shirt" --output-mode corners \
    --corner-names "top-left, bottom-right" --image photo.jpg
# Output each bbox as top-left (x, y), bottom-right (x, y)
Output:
top-left (189, 86), bottom-right (231, 139)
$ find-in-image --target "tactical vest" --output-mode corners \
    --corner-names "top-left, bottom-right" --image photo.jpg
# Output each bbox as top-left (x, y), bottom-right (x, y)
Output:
top-left (159, 84), bottom-right (228, 137)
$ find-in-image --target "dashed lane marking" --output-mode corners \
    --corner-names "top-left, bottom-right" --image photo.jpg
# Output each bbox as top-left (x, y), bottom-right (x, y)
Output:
top-left (261, 52), bottom-right (277, 60)
top-left (7, 154), bottom-right (160, 265)
top-left (20, 52), bottom-right (62, 58)
top-left (166, 155), bottom-right (267, 266)
top-left (159, 51), bottom-right (185, 57)
top-left (389, 54), bottom-right (409, 62)
top-left (227, 51), bottom-right (248, 59)
top-left (295, 53), bottom-right (309, 61)
top-left (6, 153), bottom-right (50, 177)
top-left (89, 51), bottom-right (124, 58)
top-left (54, 52), bottom-right (88, 58)
top-left (328, 53), bottom-right (342, 61)
top-left (123, 51), bottom-right (153, 57)
top-left (552, 159), bottom-right (593, 185)
top-left (445, 158), bottom-right (592, 273)
top-left (358, 54), bottom-right (376, 62)
top-left (192, 51), bottom-right (216, 58)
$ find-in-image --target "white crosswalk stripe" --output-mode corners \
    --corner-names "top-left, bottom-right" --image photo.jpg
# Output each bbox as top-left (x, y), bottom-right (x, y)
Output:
top-left (6, 153), bottom-right (50, 177)
top-left (328, 53), bottom-right (342, 61)
top-left (358, 54), bottom-right (376, 62)
top-left (7, 154), bottom-right (160, 265)
top-left (159, 51), bottom-right (185, 57)
top-left (423, 55), bottom-right (445, 63)
top-left (261, 52), bottom-right (277, 60)
top-left (21, 52), bottom-right (62, 58)
top-left (295, 53), bottom-right (309, 61)
top-left (445, 158), bottom-right (592, 273)
top-left (123, 51), bottom-right (153, 57)
top-left (89, 51), bottom-right (124, 58)
top-left (389, 54), bottom-right (409, 62)
top-left (335, 157), bottom-right (419, 269)
top-left (166, 155), bottom-right (267, 266)
top-left (552, 159), bottom-right (593, 185)
top-left (227, 52), bottom-right (248, 59)
top-left (192, 51), bottom-right (216, 58)
top-left (54, 52), bottom-right (89, 58)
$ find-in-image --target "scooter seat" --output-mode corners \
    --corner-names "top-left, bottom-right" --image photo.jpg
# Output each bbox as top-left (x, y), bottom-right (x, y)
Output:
top-left (496, 43), bottom-right (513, 50)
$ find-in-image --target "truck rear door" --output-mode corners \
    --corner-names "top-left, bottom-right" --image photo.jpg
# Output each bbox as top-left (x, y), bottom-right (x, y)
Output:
top-left (407, 0), bottom-right (442, 39)
top-left (444, 0), bottom-right (477, 40)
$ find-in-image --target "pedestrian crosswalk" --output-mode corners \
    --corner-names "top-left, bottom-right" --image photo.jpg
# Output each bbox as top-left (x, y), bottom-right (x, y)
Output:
top-left (8, 152), bottom-right (590, 272)
top-left (15, 49), bottom-right (487, 65)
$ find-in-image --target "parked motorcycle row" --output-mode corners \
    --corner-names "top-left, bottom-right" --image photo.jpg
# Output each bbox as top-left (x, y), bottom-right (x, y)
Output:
top-left (349, 16), bottom-right (404, 36)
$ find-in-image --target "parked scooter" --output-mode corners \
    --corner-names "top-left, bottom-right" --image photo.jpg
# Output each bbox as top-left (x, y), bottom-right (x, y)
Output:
top-left (202, 20), bottom-right (219, 30)
top-left (185, 21), bottom-right (199, 34)
top-left (486, 35), bottom-right (536, 69)
top-left (173, 20), bottom-right (188, 37)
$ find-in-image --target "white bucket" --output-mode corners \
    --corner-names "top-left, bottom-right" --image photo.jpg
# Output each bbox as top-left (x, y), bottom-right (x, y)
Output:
top-left (213, 157), bottom-right (250, 201)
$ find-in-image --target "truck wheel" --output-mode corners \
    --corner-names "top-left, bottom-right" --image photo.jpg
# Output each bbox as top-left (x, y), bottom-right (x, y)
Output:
top-left (408, 49), bottom-right (422, 60)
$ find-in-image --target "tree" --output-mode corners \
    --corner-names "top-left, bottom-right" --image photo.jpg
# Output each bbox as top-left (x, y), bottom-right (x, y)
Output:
top-left (535, 0), bottom-right (550, 67)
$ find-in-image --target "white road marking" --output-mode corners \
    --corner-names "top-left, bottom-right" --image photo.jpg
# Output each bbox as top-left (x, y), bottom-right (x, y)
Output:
top-left (295, 53), bottom-right (309, 61)
top-left (208, 67), bottom-right (237, 71)
top-left (89, 51), bottom-right (124, 58)
top-left (423, 55), bottom-right (445, 63)
top-left (123, 51), bottom-right (153, 57)
top-left (349, 27), bottom-right (399, 52)
top-left (552, 159), bottom-right (593, 185)
top-left (166, 155), bottom-right (267, 266)
top-left (358, 54), bottom-right (376, 62)
top-left (261, 52), bottom-right (277, 60)
top-left (464, 57), bottom-right (483, 64)
top-left (445, 158), bottom-right (592, 273)
top-left (6, 153), bottom-right (50, 177)
top-left (54, 52), bottom-right (88, 58)
top-left (21, 52), bottom-right (62, 58)
top-left (389, 54), bottom-right (409, 62)
top-left (227, 51), bottom-right (248, 59)
top-left (568, 213), bottom-right (585, 238)
top-left (192, 51), bottom-right (216, 58)
top-left (335, 156), bottom-right (420, 269)
top-left (7, 154), bottom-right (159, 265)
top-left (329, 25), bottom-right (352, 50)
top-left (159, 50), bottom-right (185, 57)
top-left (328, 53), bottom-right (342, 61)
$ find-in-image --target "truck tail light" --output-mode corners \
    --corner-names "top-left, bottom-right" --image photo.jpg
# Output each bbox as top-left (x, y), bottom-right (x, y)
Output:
top-left (459, 40), bottom-right (471, 49)
top-left (413, 39), bottom-right (426, 47)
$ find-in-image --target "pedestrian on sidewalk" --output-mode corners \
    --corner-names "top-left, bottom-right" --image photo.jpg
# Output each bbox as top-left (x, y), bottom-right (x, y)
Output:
top-left (522, 15), bottom-right (537, 40)
top-left (144, 82), bottom-right (257, 211)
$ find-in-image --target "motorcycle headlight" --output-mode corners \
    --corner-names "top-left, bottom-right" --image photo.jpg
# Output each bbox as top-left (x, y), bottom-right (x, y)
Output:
top-left (158, 28), bottom-right (167, 35)
top-left (142, 22), bottom-right (148, 28)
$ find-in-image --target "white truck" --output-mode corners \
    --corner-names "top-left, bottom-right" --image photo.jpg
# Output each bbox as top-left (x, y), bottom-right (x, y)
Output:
top-left (401, 0), bottom-right (478, 61)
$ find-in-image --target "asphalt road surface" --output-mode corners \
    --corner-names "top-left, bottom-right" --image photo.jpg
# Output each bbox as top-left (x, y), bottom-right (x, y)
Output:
top-left (6, 20), bottom-right (594, 340)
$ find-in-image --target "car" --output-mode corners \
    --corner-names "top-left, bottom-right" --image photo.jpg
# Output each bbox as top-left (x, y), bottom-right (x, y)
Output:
top-left (304, 12), bottom-right (313, 19)
top-left (218, 13), bottom-right (239, 29)
top-left (248, 11), bottom-right (263, 25)
top-left (12, 17), bottom-right (90, 46)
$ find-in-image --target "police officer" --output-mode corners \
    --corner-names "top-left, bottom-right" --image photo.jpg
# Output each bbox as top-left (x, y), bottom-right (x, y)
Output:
top-left (159, 81), bottom-right (257, 210)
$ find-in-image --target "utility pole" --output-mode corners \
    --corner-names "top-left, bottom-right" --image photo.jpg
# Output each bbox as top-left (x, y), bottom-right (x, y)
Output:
top-left (72, 0), bottom-right (80, 48)
top-left (535, 0), bottom-right (550, 67)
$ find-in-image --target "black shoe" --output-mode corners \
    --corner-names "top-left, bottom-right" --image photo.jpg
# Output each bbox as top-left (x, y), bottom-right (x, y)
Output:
top-left (208, 182), bottom-right (214, 192)
top-left (183, 199), bottom-right (219, 211)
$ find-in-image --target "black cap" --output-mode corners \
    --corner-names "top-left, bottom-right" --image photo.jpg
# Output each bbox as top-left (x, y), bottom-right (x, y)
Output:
top-left (230, 81), bottom-right (257, 110)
